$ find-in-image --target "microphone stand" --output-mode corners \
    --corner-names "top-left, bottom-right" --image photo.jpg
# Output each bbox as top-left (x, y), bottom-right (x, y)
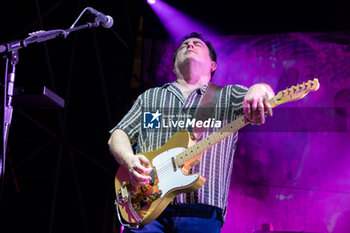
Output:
top-left (1, 50), bottom-right (18, 202)
top-left (0, 7), bottom-right (107, 202)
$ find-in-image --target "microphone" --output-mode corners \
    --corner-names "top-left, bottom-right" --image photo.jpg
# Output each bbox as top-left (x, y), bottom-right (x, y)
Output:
top-left (86, 7), bottom-right (114, 28)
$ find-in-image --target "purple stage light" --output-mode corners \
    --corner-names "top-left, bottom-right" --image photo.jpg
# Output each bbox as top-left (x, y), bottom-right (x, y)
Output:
top-left (142, 31), bottom-right (350, 232)
top-left (147, 0), bottom-right (156, 5)
top-left (148, 0), bottom-right (217, 41)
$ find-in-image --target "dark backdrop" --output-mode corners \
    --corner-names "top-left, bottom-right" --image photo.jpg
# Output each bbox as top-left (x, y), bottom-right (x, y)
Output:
top-left (0, 1), bottom-right (349, 233)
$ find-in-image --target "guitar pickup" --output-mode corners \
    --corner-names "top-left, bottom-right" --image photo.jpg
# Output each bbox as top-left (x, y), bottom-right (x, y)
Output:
top-left (149, 169), bottom-right (155, 186)
top-left (171, 157), bottom-right (177, 172)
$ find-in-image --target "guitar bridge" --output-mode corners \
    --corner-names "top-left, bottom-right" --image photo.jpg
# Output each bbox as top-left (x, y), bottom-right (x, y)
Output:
top-left (116, 181), bottom-right (130, 204)
top-left (116, 168), bottom-right (162, 211)
top-left (132, 189), bottom-right (162, 211)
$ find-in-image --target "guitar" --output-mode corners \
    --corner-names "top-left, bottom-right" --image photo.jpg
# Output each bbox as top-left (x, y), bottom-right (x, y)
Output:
top-left (114, 79), bottom-right (320, 228)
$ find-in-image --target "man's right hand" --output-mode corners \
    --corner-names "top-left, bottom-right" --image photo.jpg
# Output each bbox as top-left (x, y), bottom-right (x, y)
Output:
top-left (125, 154), bottom-right (153, 186)
top-left (108, 129), bottom-right (152, 186)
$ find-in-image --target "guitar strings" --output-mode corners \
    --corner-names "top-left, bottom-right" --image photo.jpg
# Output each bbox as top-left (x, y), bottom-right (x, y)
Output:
top-left (150, 146), bottom-right (202, 176)
top-left (147, 135), bottom-right (222, 178)
top-left (156, 165), bottom-right (172, 175)
top-left (147, 130), bottom-right (229, 178)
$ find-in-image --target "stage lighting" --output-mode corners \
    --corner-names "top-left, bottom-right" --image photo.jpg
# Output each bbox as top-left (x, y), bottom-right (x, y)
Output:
top-left (148, 0), bottom-right (215, 41)
top-left (147, 0), bottom-right (156, 4)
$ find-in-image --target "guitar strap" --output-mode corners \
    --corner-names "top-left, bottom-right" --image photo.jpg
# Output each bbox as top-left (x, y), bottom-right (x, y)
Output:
top-left (193, 83), bottom-right (223, 140)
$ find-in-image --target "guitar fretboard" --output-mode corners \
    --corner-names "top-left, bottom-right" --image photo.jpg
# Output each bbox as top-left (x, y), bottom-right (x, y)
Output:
top-left (174, 78), bottom-right (319, 167)
top-left (175, 98), bottom-right (278, 167)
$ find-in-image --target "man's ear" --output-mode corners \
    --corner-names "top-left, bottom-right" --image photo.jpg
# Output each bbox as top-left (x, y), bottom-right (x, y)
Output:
top-left (211, 61), bottom-right (217, 72)
top-left (173, 61), bottom-right (177, 74)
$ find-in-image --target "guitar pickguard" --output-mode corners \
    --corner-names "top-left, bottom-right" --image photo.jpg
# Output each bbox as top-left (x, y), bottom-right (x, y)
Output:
top-left (152, 147), bottom-right (200, 198)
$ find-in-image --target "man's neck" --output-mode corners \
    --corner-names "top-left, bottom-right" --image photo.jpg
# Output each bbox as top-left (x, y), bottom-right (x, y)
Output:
top-left (175, 78), bottom-right (210, 100)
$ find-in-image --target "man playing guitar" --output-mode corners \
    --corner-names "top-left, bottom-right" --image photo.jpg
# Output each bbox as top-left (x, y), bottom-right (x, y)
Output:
top-left (108, 32), bottom-right (275, 233)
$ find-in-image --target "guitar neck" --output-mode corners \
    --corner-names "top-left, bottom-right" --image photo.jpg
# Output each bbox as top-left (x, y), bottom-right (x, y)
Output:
top-left (178, 86), bottom-right (307, 167)
top-left (175, 98), bottom-right (277, 166)
top-left (175, 78), bottom-right (320, 167)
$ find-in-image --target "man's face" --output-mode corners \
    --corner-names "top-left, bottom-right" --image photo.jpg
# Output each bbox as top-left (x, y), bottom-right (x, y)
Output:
top-left (174, 37), bottom-right (214, 70)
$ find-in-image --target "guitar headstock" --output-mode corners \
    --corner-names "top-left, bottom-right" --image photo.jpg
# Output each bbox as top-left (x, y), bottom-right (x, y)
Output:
top-left (274, 78), bottom-right (320, 105)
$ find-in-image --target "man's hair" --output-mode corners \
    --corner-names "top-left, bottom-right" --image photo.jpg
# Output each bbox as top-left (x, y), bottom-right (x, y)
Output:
top-left (173, 32), bottom-right (217, 77)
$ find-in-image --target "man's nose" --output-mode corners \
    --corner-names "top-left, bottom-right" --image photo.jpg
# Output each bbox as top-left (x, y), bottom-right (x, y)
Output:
top-left (187, 42), bottom-right (195, 49)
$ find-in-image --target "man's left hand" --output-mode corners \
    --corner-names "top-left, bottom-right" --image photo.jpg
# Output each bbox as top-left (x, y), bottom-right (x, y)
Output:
top-left (243, 83), bottom-right (275, 125)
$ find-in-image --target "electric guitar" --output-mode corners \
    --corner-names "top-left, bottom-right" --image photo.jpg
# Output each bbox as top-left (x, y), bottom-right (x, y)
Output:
top-left (114, 79), bottom-right (320, 228)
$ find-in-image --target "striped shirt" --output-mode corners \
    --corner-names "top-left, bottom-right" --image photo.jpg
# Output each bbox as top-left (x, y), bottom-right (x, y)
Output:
top-left (111, 82), bottom-right (247, 218)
